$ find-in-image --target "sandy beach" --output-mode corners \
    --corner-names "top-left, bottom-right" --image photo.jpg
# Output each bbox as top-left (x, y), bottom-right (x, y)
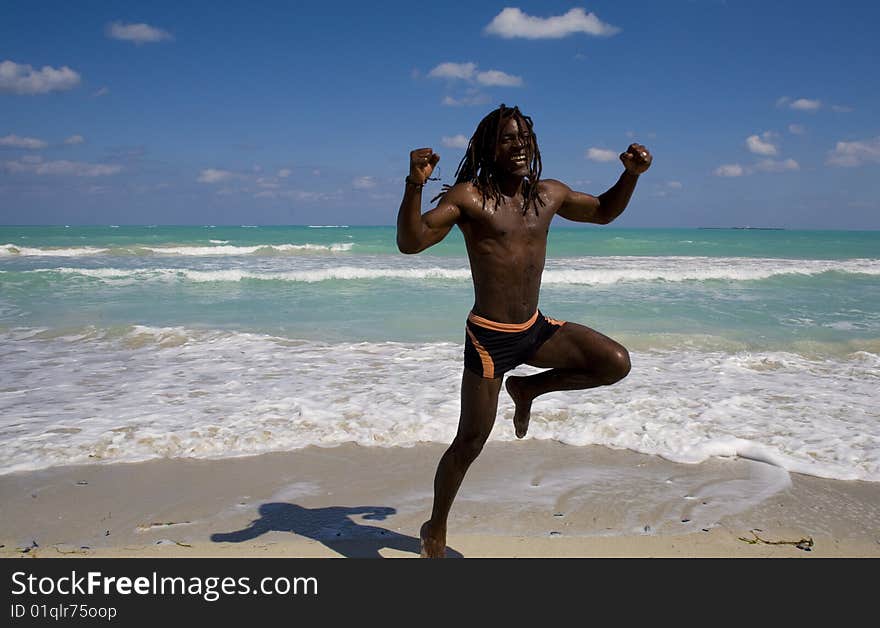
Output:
top-left (2, 440), bottom-right (878, 558)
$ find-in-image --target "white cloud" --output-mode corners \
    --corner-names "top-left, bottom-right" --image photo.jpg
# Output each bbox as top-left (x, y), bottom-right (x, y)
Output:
top-left (256, 178), bottom-right (280, 189)
top-left (64, 134), bottom-right (85, 145)
top-left (754, 158), bottom-right (799, 172)
top-left (290, 190), bottom-right (338, 202)
top-left (352, 176), bottom-right (377, 189)
top-left (714, 164), bottom-right (745, 177)
top-left (745, 132), bottom-right (778, 156)
top-left (429, 62), bottom-right (521, 90)
top-left (255, 189), bottom-right (340, 202)
top-left (277, 168), bottom-right (292, 178)
top-left (197, 168), bottom-right (235, 183)
top-left (442, 134), bottom-right (470, 149)
top-left (484, 7), bottom-right (620, 39)
top-left (442, 93), bottom-right (490, 107)
top-left (790, 98), bottom-right (821, 111)
top-left (0, 134), bottom-right (47, 149)
top-left (0, 60), bottom-right (81, 94)
top-left (714, 159), bottom-right (798, 177)
top-left (93, 87), bottom-right (110, 97)
top-left (3, 159), bottom-right (121, 176)
top-left (475, 70), bottom-right (523, 87)
top-left (106, 22), bottom-right (172, 45)
top-left (788, 124), bottom-right (805, 135)
top-left (777, 96), bottom-right (822, 112)
top-left (428, 62), bottom-right (476, 81)
top-left (586, 147), bottom-right (618, 162)
top-left (826, 137), bottom-right (880, 167)
top-left (653, 181), bottom-right (683, 198)
top-left (831, 104), bottom-right (853, 113)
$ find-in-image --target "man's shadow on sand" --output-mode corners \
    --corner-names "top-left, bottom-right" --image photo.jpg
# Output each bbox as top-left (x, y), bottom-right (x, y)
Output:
top-left (210, 503), bottom-right (462, 558)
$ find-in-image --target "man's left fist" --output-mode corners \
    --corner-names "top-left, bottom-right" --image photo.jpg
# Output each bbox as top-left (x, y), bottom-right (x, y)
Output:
top-left (620, 143), bottom-right (652, 174)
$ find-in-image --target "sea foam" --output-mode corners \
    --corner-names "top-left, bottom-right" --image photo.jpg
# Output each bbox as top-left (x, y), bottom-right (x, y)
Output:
top-left (0, 242), bottom-right (353, 257)
top-left (20, 255), bottom-right (880, 284)
top-left (1, 326), bottom-right (877, 480)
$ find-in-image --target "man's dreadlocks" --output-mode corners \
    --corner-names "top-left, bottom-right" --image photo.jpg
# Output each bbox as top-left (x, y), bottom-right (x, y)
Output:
top-left (434, 104), bottom-right (544, 215)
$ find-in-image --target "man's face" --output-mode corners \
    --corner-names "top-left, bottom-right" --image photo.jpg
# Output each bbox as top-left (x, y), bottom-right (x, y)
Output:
top-left (494, 117), bottom-right (531, 177)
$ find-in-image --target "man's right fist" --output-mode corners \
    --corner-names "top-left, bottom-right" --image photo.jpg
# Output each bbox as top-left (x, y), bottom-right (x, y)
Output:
top-left (409, 148), bottom-right (440, 185)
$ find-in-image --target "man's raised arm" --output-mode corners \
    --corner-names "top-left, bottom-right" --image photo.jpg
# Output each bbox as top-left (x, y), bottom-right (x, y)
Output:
top-left (396, 148), bottom-right (461, 254)
top-left (557, 143), bottom-right (652, 224)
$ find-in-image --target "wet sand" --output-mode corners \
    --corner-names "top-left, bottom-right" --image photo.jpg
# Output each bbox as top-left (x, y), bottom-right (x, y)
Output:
top-left (2, 441), bottom-right (879, 558)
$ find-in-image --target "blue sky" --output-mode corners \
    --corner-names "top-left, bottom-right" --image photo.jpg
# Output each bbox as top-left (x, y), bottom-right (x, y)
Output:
top-left (1, 1), bottom-right (878, 228)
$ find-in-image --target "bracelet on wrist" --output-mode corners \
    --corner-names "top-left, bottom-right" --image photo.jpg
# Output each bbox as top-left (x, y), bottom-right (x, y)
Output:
top-left (405, 176), bottom-right (425, 189)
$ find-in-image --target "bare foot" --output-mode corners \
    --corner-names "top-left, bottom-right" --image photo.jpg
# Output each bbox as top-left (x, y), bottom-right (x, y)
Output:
top-left (505, 376), bottom-right (533, 439)
top-left (419, 521), bottom-right (446, 558)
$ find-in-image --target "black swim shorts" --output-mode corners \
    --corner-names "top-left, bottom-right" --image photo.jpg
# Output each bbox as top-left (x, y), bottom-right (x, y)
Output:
top-left (463, 310), bottom-right (566, 379)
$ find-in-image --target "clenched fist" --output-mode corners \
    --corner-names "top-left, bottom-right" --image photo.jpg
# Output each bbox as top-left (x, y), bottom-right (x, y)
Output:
top-left (620, 143), bottom-right (652, 175)
top-left (409, 148), bottom-right (440, 185)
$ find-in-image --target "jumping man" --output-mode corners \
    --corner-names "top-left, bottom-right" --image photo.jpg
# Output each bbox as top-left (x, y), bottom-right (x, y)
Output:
top-left (396, 105), bottom-right (652, 558)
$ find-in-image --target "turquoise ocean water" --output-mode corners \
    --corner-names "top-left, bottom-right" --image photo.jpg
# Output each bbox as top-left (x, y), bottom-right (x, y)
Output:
top-left (2, 225), bottom-right (879, 481)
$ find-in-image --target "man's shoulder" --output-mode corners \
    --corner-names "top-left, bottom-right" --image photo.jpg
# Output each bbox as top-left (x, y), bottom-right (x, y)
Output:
top-left (537, 178), bottom-right (569, 194)
top-left (439, 181), bottom-right (482, 209)
top-left (445, 181), bottom-right (479, 197)
top-left (536, 179), bottom-right (570, 208)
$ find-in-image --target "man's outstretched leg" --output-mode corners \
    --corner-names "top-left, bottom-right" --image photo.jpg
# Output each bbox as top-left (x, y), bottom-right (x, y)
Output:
top-left (505, 322), bottom-right (631, 438)
top-left (421, 368), bottom-right (502, 558)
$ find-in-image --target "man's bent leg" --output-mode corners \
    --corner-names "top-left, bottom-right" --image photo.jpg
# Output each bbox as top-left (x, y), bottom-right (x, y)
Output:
top-left (421, 368), bottom-right (502, 557)
top-left (506, 322), bottom-right (631, 438)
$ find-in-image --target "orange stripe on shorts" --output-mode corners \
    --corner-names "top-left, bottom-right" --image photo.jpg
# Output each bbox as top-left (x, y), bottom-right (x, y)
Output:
top-left (466, 327), bottom-right (495, 379)
top-left (467, 310), bottom-right (539, 333)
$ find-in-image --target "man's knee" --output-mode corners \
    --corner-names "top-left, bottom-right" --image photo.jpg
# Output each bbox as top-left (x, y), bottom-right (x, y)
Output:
top-left (602, 346), bottom-right (631, 384)
top-left (451, 430), bottom-right (489, 464)
top-left (612, 346), bottom-right (632, 382)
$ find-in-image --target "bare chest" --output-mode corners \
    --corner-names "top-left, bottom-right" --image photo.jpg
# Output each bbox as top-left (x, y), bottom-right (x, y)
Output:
top-left (466, 200), bottom-right (551, 244)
